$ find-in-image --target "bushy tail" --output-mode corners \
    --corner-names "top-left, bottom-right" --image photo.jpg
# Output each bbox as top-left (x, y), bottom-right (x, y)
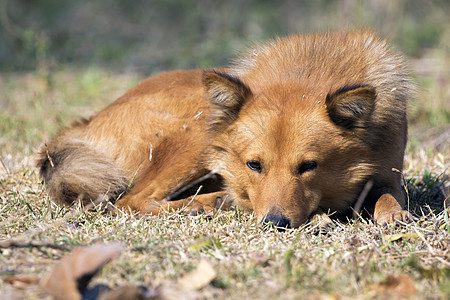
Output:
top-left (36, 139), bottom-right (128, 206)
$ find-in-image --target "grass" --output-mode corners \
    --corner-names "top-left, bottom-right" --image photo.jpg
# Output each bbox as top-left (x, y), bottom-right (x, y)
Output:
top-left (0, 60), bottom-right (449, 299)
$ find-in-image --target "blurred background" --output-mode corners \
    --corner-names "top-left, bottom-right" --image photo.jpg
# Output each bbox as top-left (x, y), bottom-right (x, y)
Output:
top-left (1, 0), bottom-right (449, 72)
top-left (0, 0), bottom-right (449, 156)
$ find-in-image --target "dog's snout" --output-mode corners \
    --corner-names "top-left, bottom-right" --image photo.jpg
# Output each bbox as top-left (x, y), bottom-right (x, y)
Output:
top-left (262, 213), bottom-right (291, 230)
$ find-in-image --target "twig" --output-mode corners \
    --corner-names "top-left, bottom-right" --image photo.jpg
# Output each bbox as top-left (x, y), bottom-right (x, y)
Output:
top-left (413, 227), bottom-right (435, 255)
top-left (180, 185), bottom-right (203, 213)
top-left (130, 224), bottom-right (238, 253)
top-left (165, 165), bottom-right (221, 201)
top-left (134, 185), bottom-right (204, 218)
top-left (0, 239), bottom-right (70, 250)
top-left (412, 227), bottom-right (450, 267)
top-left (45, 144), bottom-right (55, 168)
top-left (0, 196), bottom-right (108, 251)
top-left (130, 235), bottom-right (213, 252)
top-left (0, 156), bottom-right (10, 175)
top-left (352, 180), bottom-right (373, 219)
top-left (217, 194), bottom-right (231, 211)
top-left (392, 168), bottom-right (410, 212)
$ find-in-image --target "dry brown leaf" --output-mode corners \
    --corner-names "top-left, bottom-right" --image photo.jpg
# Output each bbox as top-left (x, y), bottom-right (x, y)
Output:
top-left (177, 259), bottom-right (217, 291)
top-left (370, 273), bottom-right (416, 298)
top-left (148, 260), bottom-right (219, 300)
top-left (40, 242), bottom-right (125, 300)
top-left (5, 275), bottom-right (40, 285)
top-left (154, 283), bottom-right (200, 300)
top-left (97, 286), bottom-right (144, 300)
top-left (385, 233), bottom-right (419, 243)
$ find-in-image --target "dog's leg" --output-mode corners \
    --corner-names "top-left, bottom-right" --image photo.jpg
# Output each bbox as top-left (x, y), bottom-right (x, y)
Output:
top-left (114, 132), bottom-right (206, 210)
top-left (116, 164), bottom-right (210, 214)
top-left (118, 190), bottom-right (232, 215)
top-left (135, 191), bottom-right (232, 215)
top-left (309, 208), bottom-right (334, 231)
top-left (115, 133), bottom-right (232, 214)
top-left (373, 193), bottom-right (412, 225)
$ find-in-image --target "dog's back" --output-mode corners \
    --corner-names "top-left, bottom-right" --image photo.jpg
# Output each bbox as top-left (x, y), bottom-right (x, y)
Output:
top-left (37, 69), bottom-right (212, 206)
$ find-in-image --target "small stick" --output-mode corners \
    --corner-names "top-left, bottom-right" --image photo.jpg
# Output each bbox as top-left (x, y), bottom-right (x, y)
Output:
top-left (0, 239), bottom-right (70, 251)
top-left (0, 157), bottom-right (10, 175)
top-left (45, 144), bottom-right (55, 168)
top-left (0, 196), bottom-right (107, 251)
top-left (165, 165), bottom-right (221, 201)
top-left (353, 180), bottom-right (373, 219)
top-left (180, 185), bottom-right (203, 213)
top-left (392, 168), bottom-right (410, 212)
top-left (136, 185), bottom-right (204, 217)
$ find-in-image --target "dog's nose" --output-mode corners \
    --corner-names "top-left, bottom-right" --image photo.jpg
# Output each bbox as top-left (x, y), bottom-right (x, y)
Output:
top-left (262, 214), bottom-right (291, 230)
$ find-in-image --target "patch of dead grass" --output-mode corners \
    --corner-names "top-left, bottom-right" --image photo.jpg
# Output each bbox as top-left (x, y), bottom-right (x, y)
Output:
top-left (0, 161), bottom-right (448, 298)
top-left (0, 68), bottom-right (449, 299)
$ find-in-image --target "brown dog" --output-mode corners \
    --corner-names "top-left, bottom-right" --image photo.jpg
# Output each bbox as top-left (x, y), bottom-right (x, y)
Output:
top-left (37, 30), bottom-right (414, 228)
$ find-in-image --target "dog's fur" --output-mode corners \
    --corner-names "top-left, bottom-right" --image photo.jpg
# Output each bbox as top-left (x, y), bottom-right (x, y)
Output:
top-left (37, 30), bottom-right (414, 228)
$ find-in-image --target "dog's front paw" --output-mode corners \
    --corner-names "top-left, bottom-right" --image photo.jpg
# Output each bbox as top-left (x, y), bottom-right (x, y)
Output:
top-left (374, 209), bottom-right (414, 226)
top-left (309, 209), bottom-right (335, 234)
top-left (183, 192), bottom-right (233, 216)
top-left (214, 193), bottom-right (234, 210)
top-left (373, 193), bottom-right (416, 226)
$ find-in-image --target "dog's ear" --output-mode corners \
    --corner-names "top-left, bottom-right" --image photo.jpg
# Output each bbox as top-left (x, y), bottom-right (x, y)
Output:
top-left (203, 71), bottom-right (251, 129)
top-left (326, 86), bottom-right (376, 129)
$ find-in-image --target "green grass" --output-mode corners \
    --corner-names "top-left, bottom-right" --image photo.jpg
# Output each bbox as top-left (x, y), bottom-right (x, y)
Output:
top-left (0, 62), bottom-right (449, 299)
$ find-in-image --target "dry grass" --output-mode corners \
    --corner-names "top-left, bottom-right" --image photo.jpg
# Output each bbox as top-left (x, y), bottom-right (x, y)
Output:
top-left (0, 63), bottom-right (449, 299)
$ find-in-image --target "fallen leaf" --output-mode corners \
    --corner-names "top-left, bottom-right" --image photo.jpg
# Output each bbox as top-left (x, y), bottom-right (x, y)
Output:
top-left (188, 235), bottom-right (222, 251)
top-left (252, 253), bottom-right (272, 268)
top-left (149, 260), bottom-right (220, 300)
top-left (98, 286), bottom-right (144, 300)
top-left (40, 242), bottom-right (125, 300)
top-left (348, 235), bottom-right (361, 246)
top-left (5, 275), bottom-right (39, 285)
top-left (420, 267), bottom-right (450, 281)
top-left (178, 259), bottom-right (217, 290)
top-left (385, 233), bottom-right (419, 243)
top-left (369, 273), bottom-right (416, 297)
top-left (156, 283), bottom-right (202, 300)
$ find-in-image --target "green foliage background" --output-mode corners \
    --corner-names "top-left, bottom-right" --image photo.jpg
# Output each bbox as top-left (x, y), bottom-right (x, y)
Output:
top-left (1, 0), bottom-right (449, 72)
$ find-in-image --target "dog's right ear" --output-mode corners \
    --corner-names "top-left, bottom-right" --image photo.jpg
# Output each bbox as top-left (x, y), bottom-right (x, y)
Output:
top-left (203, 71), bottom-right (251, 128)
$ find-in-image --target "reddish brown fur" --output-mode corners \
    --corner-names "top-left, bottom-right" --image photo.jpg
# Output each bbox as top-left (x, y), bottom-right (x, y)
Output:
top-left (37, 30), bottom-right (414, 228)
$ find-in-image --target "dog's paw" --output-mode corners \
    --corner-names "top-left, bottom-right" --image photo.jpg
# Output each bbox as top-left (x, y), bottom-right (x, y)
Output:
top-left (374, 209), bottom-right (415, 226)
top-left (183, 192), bottom-right (232, 216)
top-left (312, 222), bottom-right (335, 235)
top-left (214, 193), bottom-right (234, 210)
top-left (309, 211), bottom-right (335, 234)
top-left (182, 200), bottom-right (213, 216)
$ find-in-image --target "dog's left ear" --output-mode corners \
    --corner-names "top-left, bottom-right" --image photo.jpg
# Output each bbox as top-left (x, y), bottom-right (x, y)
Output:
top-left (203, 71), bottom-right (251, 129)
top-left (326, 86), bottom-right (376, 129)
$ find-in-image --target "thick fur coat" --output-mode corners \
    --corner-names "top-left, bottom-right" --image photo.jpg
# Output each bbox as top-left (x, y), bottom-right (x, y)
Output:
top-left (38, 30), bottom-right (414, 228)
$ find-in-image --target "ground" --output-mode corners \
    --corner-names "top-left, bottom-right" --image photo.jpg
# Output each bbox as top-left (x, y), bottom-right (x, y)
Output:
top-left (0, 62), bottom-right (449, 299)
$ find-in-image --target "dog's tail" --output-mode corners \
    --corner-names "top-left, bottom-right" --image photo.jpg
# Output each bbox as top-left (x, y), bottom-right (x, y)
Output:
top-left (36, 139), bottom-right (128, 206)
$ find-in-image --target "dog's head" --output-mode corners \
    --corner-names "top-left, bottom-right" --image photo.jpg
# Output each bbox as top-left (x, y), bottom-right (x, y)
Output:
top-left (203, 71), bottom-right (377, 228)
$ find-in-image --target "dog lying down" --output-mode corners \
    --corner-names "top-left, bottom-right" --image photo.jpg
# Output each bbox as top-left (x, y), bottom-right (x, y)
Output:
top-left (37, 30), bottom-right (414, 229)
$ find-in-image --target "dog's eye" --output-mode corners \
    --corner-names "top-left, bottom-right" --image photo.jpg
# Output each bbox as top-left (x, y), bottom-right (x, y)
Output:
top-left (246, 160), bottom-right (262, 173)
top-left (298, 161), bottom-right (317, 175)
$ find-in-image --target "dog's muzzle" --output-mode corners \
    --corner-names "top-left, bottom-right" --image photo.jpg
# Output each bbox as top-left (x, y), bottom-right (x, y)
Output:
top-left (261, 213), bottom-right (291, 230)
